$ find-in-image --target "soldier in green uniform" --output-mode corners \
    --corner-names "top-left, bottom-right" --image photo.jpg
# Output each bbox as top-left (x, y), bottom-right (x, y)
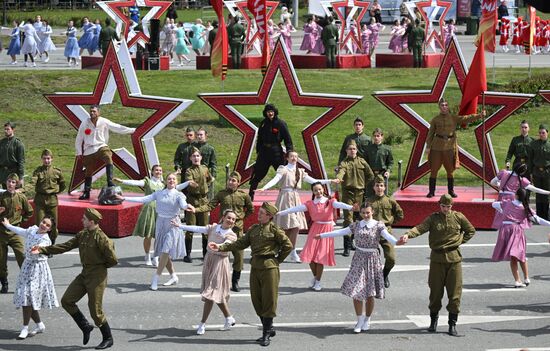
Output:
top-left (410, 19), bottom-right (425, 68)
top-left (196, 171), bottom-right (253, 292)
top-left (184, 148), bottom-right (212, 262)
top-left (34, 208), bottom-right (118, 349)
top-left (174, 127), bottom-right (197, 183)
top-left (196, 127), bottom-right (217, 200)
top-left (99, 18), bottom-right (120, 56)
top-left (528, 124), bottom-right (550, 220)
top-left (0, 122), bottom-right (25, 189)
top-left (0, 173), bottom-right (33, 294)
top-left (367, 175), bottom-right (403, 288)
top-left (505, 120), bottom-right (533, 170)
top-left (32, 149), bottom-right (66, 245)
top-left (209, 202), bottom-right (292, 347)
top-left (398, 194), bottom-right (475, 336)
top-left (321, 16), bottom-right (339, 68)
top-left (228, 16), bottom-right (245, 69)
top-left (338, 117), bottom-right (371, 164)
top-left (336, 140), bottom-right (374, 256)
top-left (364, 128), bottom-right (394, 198)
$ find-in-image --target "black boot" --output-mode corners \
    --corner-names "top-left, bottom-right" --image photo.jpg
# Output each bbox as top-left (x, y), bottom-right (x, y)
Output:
top-left (231, 271), bottom-right (241, 292)
top-left (183, 237), bottom-right (192, 263)
top-left (202, 235), bottom-right (208, 258)
top-left (258, 317), bottom-right (273, 346)
top-left (95, 322), bottom-right (113, 349)
top-left (79, 177), bottom-right (92, 200)
top-left (0, 277), bottom-right (8, 293)
top-left (447, 178), bottom-right (457, 198)
top-left (448, 313), bottom-right (458, 336)
top-left (383, 268), bottom-right (391, 288)
top-left (342, 236), bottom-right (350, 257)
top-left (105, 164), bottom-right (115, 187)
top-left (71, 311), bottom-right (94, 345)
top-left (350, 234), bottom-right (356, 251)
top-left (426, 177), bottom-right (436, 198)
top-left (428, 313), bottom-right (438, 332)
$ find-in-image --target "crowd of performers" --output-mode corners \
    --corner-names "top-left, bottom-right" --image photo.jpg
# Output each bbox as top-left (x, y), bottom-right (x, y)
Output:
top-left (0, 100), bottom-right (549, 348)
top-left (498, 16), bottom-right (550, 54)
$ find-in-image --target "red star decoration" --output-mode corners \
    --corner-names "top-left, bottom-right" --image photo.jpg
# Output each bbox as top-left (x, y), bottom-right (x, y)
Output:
top-left (416, 0), bottom-right (452, 50)
top-left (104, 0), bottom-right (172, 48)
top-left (199, 39), bottom-right (362, 182)
top-left (540, 90), bottom-right (550, 103)
top-left (331, 0), bottom-right (370, 51)
top-left (235, 0), bottom-right (279, 53)
top-left (373, 37), bottom-right (534, 189)
top-left (44, 42), bottom-right (186, 192)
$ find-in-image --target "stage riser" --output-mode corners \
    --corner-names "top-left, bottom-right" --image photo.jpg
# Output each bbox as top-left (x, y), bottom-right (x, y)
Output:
top-left (81, 56), bottom-right (170, 70)
top-left (375, 53), bottom-right (445, 68)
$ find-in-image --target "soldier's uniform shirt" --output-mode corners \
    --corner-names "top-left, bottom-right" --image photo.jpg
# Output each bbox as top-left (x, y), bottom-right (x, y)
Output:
top-left (39, 226), bottom-right (118, 326)
top-left (174, 141), bottom-right (197, 181)
top-left (33, 164), bottom-right (66, 242)
top-left (228, 22), bottom-right (245, 45)
top-left (528, 138), bottom-right (550, 219)
top-left (197, 141), bottom-right (217, 179)
top-left (337, 156), bottom-right (374, 226)
top-left (338, 132), bottom-right (371, 163)
top-left (0, 136), bottom-right (25, 184)
top-left (368, 194), bottom-right (404, 271)
top-left (365, 143), bottom-right (393, 173)
top-left (405, 210), bottom-right (475, 314)
top-left (321, 23), bottom-right (338, 46)
top-left (184, 164), bottom-right (211, 239)
top-left (99, 25), bottom-right (119, 54)
top-left (219, 221), bottom-right (292, 317)
top-left (505, 134), bottom-right (533, 167)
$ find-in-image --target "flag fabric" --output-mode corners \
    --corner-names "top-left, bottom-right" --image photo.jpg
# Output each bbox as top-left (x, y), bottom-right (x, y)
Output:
top-left (524, 0), bottom-right (550, 13)
top-left (475, 0), bottom-right (498, 52)
top-left (522, 6), bottom-right (536, 55)
top-left (247, 0), bottom-right (269, 74)
top-left (460, 34), bottom-right (487, 115)
top-left (210, 0), bottom-right (227, 80)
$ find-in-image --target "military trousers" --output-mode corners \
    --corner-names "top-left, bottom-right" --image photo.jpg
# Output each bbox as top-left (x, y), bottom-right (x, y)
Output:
top-left (230, 43), bottom-right (242, 69)
top-left (533, 173), bottom-right (550, 220)
top-left (325, 44), bottom-right (337, 68)
top-left (412, 44), bottom-right (423, 67)
top-left (341, 187), bottom-right (364, 227)
top-left (34, 193), bottom-right (59, 244)
top-left (185, 211), bottom-right (210, 243)
top-left (82, 147), bottom-right (113, 177)
top-left (379, 237), bottom-right (396, 271)
top-left (0, 232), bottom-right (24, 279)
top-left (428, 260), bottom-right (462, 314)
top-left (61, 270), bottom-right (108, 327)
top-left (231, 226), bottom-right (244, 272)
top-left (250, 266), bottom-right (280, 318)
top-left (429, 149), bottom-right (455, 178)
top-left (249, 148), bottom-right (285, 195)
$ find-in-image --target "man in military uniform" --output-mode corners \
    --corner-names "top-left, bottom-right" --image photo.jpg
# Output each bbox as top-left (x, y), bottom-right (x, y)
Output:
top-left (0, 122), bottom-right (25, 189)
top-left (228, 16), bottom-right (245, 69)
top-left (505, 120), bottom-right (533, 170)
top-left (196, 127), bottom-right (217, 200)
top-left (321, 16), bottom-right (339, 68)
top-left (196, 171), bottom-right (253, 292)
top-left (425, 98), bottom-right (484, 198)
top-left (367, 175), bottom-right (403, 288)
top-left (364, 128), bottom-right (393, 198)
top-left (528, 124), bottom-right (550, 220)
top-left (208, 20), bottom-right (219, 55)
top-left (174, 127), bottom-right (197, 183)
top-left (410, 19), bottom-right (425, 68)
top-left (249, 104), bottom-right (293, 201)
top-left (209, 202), bottom-right (292, 347)
top-left (33, 149), bottom-right (66, 245)
top-left (338, 117), bottom-right (371, 164)
top-left (99, 18), bottom-right (120, 56)
top-left (398, 194), bottom-right (475, 336)
top-left (0, 173), bottom-right (33, 294)
top-left (336, 139), bottom-right (374, 256)
top-left (35, 208), bottom-right (118, 349)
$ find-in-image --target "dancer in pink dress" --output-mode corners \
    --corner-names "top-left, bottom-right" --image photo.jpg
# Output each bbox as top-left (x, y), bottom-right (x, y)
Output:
top-left (276, 182), bottom-right (350, 291)
top-left (361, 24), bottom-right (371, 54)
top-left (300, 17), bottom-right (317, 53)
top-left (311, 15), bottom-right (324, 54)
top-left (267, 19), bottom-right (277, 51)
top-left (278, 20), bottom-right (295, 54)
top-left (444, 19), bottom-right (456, 48)
top-left (388, 20), bottom-right (402, 53)
top-left (491, 188), bottom-right (550, 287)
top-left (367, 18), bottom-right (385, 55)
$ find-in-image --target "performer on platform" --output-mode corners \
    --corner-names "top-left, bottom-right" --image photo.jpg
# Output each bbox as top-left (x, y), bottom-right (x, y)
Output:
top-left (7, 20), bottom-right (22, 65)
top-left (367, 17), bottom-right (385, 56)
top-left (511, 17), bottom-right (522, 53)
top-left (248, 104), bottom-right (293, 201)
top-left (400, 17), bottom-right (410, 52)
top-left (279, 19), bottom-right (296, 54)
top-left (190, 18), bottom-right (206, 56)
top-left (388, 20), bottom-right (402, 53)
top-left (63, 20), bottom-right (79, 66)
top-left (300, 16), bottom-right (318, 54)
top-left (499, 17), bottom-right (510, 52)
top-left (398, 194), bottom-right (476, 336)
top-left (0, 121), bottom-right (25, 188)
top-left (316, 202), bottom-right (399, 333)
top-left (410, 19), bottom-right (425, 68)
top-left (172, 210), bottom-right (238, 335)
top-left (364, 128), bottom-right (393, 198)
top-left (361, 24), bottom-right (372, 55)
top-left (209, 202), bottom-right (292, 347)
top-left (90, 19), bottom-right (101, 56)
top-left (321, 16), bottom-right (339, 68)
top-left (311, 15), bottom-right (325, 55)
top-left (21, 19), bottom-right (41, 67)
top-left (162, 18), bottom-right (177, 63)
top-left (267, 19), bottom-right (277, 51)
top-left (425, 98), bottom-right (485, 198)
top-left (444, 19), bottom-right (456, 48)
top-left (174, 127), bottom-right (197, 183)
top-left (175, 21), bottom-right (192, 65)
top-left (196, 127), bottom-right (217, 200)
top-left (528, 124), bottom-right (550, 220)
top-left (228, 16), bottom-right (245, 69)
top-left (75, 104), bottom-right (136, 200)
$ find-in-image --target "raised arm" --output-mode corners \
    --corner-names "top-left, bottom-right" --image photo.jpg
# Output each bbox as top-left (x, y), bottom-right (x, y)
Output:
top-left (176, 180), bottom-right (191, 191)
top-left (277, 204), bottom-right (307, 217)
top-left (319, 226), bottom-right (352, 238)
top-left (3, 221), bottom-right (31, 238)
top-left (104, 118), bottom-right (136, 134)
top-left (525, 184), bottom-right (550, 196)
top-left (125, 192), bottom-right (156, 203)
top-left (118, 179), bottom-right (146, 187)
top-left (303, 174), bottom-right (332, 185)
top-left (333, 201), bottom-right (353, 210)
top-left (177, 224), bottom-right (208, 233)
top-left (381, 227), bottom-right (398, 245)
top-left (260, 172), bottom-right (283, 191)
top-left (492, 201), bottom-right (503, 213)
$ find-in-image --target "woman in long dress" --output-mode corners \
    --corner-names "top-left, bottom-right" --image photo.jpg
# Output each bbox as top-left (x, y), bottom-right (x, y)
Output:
top-left (90, 19), bottom-right (101, 55)
top-left (78, 17), bottom-right (95, 56)
top-left (175, 21), bottom-right (191, 65)
top-left (317, 202), bottom-right (400, 333)
top-left (277, 182), bottom-right (350, 291)
top-left (2, 217), bottom-right (58, 340)
top-left (38, 20), bottom-right (56, 62)
top-left (123, 172), bottom-right (195, 290)
top-left (172, 210), bottom-right (238, 335)
top-left (20, 18), bottom-right (41, 67)
top-left (63, 20), bottom-right (80, 66)
top-left (190, 18), bottom-right (206, 56)
top-left (7, 20), bottom-right (21, 64)
top-left (300, 17), bottom-right (317, 53)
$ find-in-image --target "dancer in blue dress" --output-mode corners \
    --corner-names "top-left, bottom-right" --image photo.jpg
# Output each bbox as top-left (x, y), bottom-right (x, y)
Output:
top-left (7, 21), bottom-right (21, 64)
top-left (64, 20), bottom-right (80, 66)
top-left (90, 19), bottom-right (102, 55)
top-left (38, 20), bottom-right (56, 63)
top-left (175, 22), bottom-right (191, 65)
top-left (78, 17), bottom-right (95, 57)
top-left (191, 19), bottom-right (206, 55)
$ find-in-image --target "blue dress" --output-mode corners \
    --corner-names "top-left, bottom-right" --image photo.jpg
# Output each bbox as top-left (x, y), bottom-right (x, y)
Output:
top-left (175, 27), bottom-right (190, 54)
top-left (78, 22), bottom-right (95, 50)
top-left (191, 24), bottom-right (205, 50)
top-left (64, 26), bottom-right (80, 58)
top-left (7, 27), bottom-right (21, 56)
top-left (91, 23), bottom-right (101, 53)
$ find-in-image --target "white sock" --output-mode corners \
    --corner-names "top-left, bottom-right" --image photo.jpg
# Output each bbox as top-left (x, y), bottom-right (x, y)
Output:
top-left (37, 322), bottom-right (45, 329)
top-left (146, 253), bottom-right (151, 259)
top-left (22, 325), bottom-right (28, 330)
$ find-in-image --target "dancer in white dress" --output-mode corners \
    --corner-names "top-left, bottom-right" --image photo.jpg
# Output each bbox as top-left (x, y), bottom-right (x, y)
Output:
top-left (20, 19), bottom-right (41, 67)
top-left (38, 20), bottom-right (56, 62)
top-left (2, 217), bottom-right (58, 340)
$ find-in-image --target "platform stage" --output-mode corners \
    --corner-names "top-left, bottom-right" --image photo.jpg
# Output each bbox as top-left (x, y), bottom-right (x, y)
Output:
top-left (375, 52), bottom-right (445, 68)
top-left (392, 185), bottom-right (498, 230)
top-left (197, 54), bottom-right (371, 70)
top-left (81, 55), bottom-right (170, 70)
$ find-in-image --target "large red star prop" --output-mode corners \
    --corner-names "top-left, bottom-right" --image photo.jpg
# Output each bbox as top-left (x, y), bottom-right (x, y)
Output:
top-left (540, 90), bottom-right (550, 103)
top-left (44, 42), bottom-right (190, 192)
top-left (235, 0), bottom-right (279, 53)
top-left (373, 37), bottom-right (534, 189)
top-left (416, 0), bottom-right (452, 50)
top-left (331, 0), bottom-right (370, 52)
top-left (199, 39), bottom-right (362, 182)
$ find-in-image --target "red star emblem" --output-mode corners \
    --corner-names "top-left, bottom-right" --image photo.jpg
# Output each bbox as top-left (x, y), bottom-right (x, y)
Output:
top-left (44, 42), bottom-right (192, 192)
top-left (199, 39), bottom-right (362, 182)
top-left (331, 0), bottom-right (370, 52)
top-left (235, 0), bottom-right (279, 53)
top-left (540, 90), bottom-right (550, 103)
top-left (416, 0), bottom-right (452, 50)
top-left (373, 37), bottom-right (534, 189)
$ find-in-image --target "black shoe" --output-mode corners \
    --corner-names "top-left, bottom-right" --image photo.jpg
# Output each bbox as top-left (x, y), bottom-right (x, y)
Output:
top-left (231, 271), bottom-right (241, 292)
top-left (447, 178), bottom-right (458, 198)
top-left (427, 177), bottom-right (436, 198)
top-left (79, 191), bottom-right (90, 200)
top-left (448, 324), bottom-right (458, 336)
top-left (342, 237), bottom-right (350, 257)
top-left (183, 256), bottom-right (192, 263)
top-left (448, 313), bottom-right (459, 336)
top-left (0, 277), bottom-right (7, 294)
top-left (384, 275), bottom-right (390, 288)
top-left (428, 314), bottom-right (438, 332)
top-left (259, 333), bottom-right (270, 346)
top-left (95, 322), bottom-right (113, 349)
top-left (71, 311), bottom-right (94, 345)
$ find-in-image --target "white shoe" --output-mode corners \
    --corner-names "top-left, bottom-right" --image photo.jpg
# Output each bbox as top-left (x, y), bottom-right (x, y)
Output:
top-left (32, 62), bottom-right (36, 67)
top-left (361, 317), bottom-right (371, 331)
top-left (24, 62), bottom-right (28, 67)
top-left (170, 59), bottom-right (174, 64)
top-left (150, 274), bottom-right (159, 290)
top-left (10, 61), bottom-right (17, 65)
top-left (289, 250), bottom-right (301, 263)
top-left (30, 324), bottom-right (45, 336)
top-left (222, 316), bottom-right (236, 330)
top-left (163, 274), bottom-right (179, 286)
top-left (309, 277), bottom-right (316, 288)
top-left (514, 281), bottom-right (526, 288)
top-left (44, 57), bottom-right (49, 63)
top-left (524, 278), bottom-right (531, 286)
top-left (196, 323), bottom-right (206, 335)
top-left (312, 280), bottom-right (322, 291)
top-left (145, 255), bottom-right (152, 266)
top-left (152, 256), bottom-right (159, 267)
top-left (353, 316), bottom-right (365, 333)
top-left (18, 327), bottom-right (29, 339)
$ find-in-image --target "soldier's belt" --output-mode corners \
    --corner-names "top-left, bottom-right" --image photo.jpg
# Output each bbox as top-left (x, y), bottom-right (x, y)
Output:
top-left (432, 246), bottom-right (458, 254)
top-left (435, 133), bottom-right (455, 140)
top-left (373, 169), bottom-right (386, 174)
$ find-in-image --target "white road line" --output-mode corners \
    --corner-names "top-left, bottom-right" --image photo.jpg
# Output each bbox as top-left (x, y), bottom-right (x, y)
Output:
top-left (463, 288), bottom-right (526, 293)
top-left (191, 319), bottom-right (411, 330)
top-left (487, 348), bottom-right (550, 351)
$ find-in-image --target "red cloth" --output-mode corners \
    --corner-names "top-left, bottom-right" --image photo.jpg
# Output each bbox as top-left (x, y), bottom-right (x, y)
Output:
top-left (459, 33), bottom-right (487, 115)
top-left (248, 0), bottom-right (269, 73)
top-left (476, 0), bottom-right (498, 53)
top-left (210, 0), bottom-right (227, 80)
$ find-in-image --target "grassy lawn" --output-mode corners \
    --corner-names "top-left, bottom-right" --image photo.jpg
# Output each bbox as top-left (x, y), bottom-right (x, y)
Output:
top-left (1, 66), bottom-right (548, 197)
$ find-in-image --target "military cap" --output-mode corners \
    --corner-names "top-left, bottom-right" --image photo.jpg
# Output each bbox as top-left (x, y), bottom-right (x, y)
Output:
top-left (374, 175), bottom-right (385, 183)
top-left (84, 208), bottom-right (103, 222)
top-left (229, 171), bottom-right (241, 182)
top-left (261, 202), bottom-right (278, 216)
top-left (347, 139), bottom-right (357, 148)
top-left (539, 124), bottom-right (548, 132)
top-left (41, 149), bottom-right (53, 157)
top-left (439, 194), bottom-right (453, 206)
top-left (6, 173), bottom-right (19, 181)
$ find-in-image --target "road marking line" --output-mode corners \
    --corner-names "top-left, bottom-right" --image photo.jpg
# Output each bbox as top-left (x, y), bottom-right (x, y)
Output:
top-left (190, 319), bottom-right (412, 330)
top-left (463, 288), bottom-right (526, 293)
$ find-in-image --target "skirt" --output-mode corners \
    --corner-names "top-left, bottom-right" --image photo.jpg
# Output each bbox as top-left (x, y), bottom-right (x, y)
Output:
top-left (39, 37), bottom-right (57, 52)
top-left (154, 216), bottom-right (186, 259)
top-left (78, 32), bottom-right (94, 50)
top-left (200, 251), bottom-right (231, 304)
top-left (7, 37), bottom-right (21, 55)
top-left (491, 223), bottom-right (526, 262)
top-left (299, 222), bottom-right (336, 266)
top-left (175, 38), bottom-right (190, 55)
top-left (132, 201), bottom-right (157, 238)
top-left (64, 37), bottom-right (80, 58)
top-left (13, 259), bottom-right (59, 310)
top-left (341, 250), bottom-right (384, 300)
top-left (274, 190), bottom-right (308, 230)
top-left (21, 37), bottom-right (38, 55)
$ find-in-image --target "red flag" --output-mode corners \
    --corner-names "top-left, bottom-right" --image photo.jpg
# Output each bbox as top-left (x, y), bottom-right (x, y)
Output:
top-left (210, 0), bottom-right (228, 80)
top-left (475, 0), bottom-right (498, 52)
top-left (247, 0), bottom-right (269, 74)
top-left (459, 34), bottom-right (487, 115)
top-left (522, 6), bottom-right (536, 55)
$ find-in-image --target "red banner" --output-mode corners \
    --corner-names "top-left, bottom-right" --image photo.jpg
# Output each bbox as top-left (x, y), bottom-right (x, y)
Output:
top-left (457, 0), bottom-right (472, 18)
top-left (460, 34), bottom-right (487, 115)
top-left (475, 0), bottom-right (497, 52)
top-left (211, 0), bottom-right (228, 80)
top-left (247, 0), bottom-right (269, 74)
top-left (522, 6), bottom-right (536, 55)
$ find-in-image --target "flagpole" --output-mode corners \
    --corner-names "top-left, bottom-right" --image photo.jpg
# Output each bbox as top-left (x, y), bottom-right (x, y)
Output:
top-left (481, 91), bottom-right (486, 201)
top-left (528, 52), bottom-right (532, 78)
top-left (492, 53), bottom-right (495, 85)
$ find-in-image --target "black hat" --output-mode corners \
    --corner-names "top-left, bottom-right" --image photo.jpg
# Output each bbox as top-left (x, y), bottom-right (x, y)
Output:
top-left (263, 104), bottom-right (278, 118)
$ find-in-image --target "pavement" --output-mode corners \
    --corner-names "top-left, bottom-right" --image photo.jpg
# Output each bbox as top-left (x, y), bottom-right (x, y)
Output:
top-left (1, 222), bottom-right (550, 350)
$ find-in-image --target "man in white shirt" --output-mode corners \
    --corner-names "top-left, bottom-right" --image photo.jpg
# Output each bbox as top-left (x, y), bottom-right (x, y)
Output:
top-left (75, 104), bottom-right (136, 200)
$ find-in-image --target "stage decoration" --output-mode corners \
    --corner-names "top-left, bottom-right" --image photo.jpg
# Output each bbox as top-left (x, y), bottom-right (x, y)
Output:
top-left (475, 0), bottom-right (498, 52)
top-left (329, 0), bottom-right (370, 52)
top-left (211, 0), bottom-right (228, 80)
top-left (97, 0), bottom-right (172, 49)
top-left (373, 36), bottom-right (534, 189)
top-left (415, 0), bottom-right (452, 52)
top-left (45, 41), bottom-right (193, 192)
top-left (540, 90), bottom-right (550, 103)
top-left (199, 39), bottom-right (362, 182)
